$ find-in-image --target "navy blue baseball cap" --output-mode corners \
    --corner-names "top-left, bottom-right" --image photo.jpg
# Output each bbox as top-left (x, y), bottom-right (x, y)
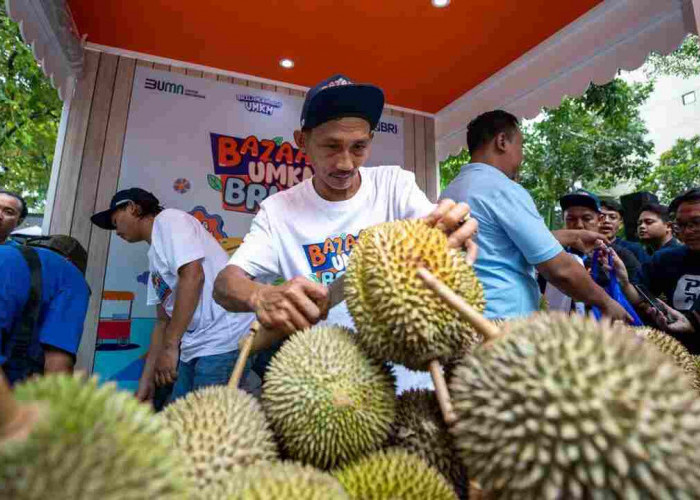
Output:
top-left (91, 188), bottom-right (160, 230)
top-left (300, 74), bottom-right (384, 131)
top-left (559, 189), bottom-right (601, 213)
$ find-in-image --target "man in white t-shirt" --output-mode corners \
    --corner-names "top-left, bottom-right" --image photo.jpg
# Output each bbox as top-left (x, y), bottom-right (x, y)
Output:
top-left (213, 74), bottom-right (478, 392)
top-left (92, 188), bottom-right (256, 404)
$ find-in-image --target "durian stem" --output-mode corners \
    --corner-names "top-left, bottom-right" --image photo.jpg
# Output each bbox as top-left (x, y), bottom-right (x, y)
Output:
top-left (417, 267), bottom-right (502, 342)
top-left (229, 322), bottom-right (258, 389)
top-left (429, 360), bottom-right (457, 425)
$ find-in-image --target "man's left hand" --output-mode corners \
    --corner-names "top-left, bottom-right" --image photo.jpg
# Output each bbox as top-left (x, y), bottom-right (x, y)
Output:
top-left (154, 343), bottom-right (179, 386)
top-left (424, 199), bottom-right (479, 264)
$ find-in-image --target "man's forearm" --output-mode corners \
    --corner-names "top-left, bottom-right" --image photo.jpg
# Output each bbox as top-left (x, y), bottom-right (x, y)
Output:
top-left (214, 265), bottom-right (270, 312)
top-left (551, 229), bottom-right (580, 248)
top-left (164, 268), bottom-right (205, 347)
top-left (143, 318), bottom-right (167, 376)
top-left (538, 253), bottom-right (612, 308)
top-left (550, 266), bottom-right (611, 307)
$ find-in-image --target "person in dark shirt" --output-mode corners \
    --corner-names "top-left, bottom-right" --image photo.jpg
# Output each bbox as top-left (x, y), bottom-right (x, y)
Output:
top-left (599, 198), bottom-right (649, 265)
top-left (637, 203), bottom-right (682, 254)
top-left (611, 188), bottom-right (700, 353)
top-left (560, 190), bottom-right (642, 284)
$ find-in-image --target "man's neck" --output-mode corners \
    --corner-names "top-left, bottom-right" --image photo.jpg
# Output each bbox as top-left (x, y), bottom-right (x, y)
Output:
top-left (312, 173), bottom-right (362, 202)
top-left (142, 216), bottom-right (156, 245)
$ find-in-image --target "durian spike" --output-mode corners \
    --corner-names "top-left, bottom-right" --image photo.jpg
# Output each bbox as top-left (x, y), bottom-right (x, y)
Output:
top-left (428, 360), bottom-right (457, 425)
top-left (0, 368), bottom-right (41, 444)
top-left (229, 321), bottom-right (259, 389)
top-left (417, 267), bottom-right (502, 342)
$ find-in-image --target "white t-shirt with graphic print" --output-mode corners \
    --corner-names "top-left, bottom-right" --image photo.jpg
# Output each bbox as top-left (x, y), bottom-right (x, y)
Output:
top-left (147, 209), bottom-right (255, 362)
top-left (228, 165), bottom-right (436, 392)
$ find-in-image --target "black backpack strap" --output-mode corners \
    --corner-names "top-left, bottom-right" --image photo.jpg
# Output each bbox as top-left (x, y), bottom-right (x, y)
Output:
top-left (9, 245), bottom-right (43, 362)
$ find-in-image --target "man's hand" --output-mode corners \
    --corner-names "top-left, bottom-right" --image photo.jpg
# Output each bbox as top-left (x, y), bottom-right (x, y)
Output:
top-left (597, 245), bottom-right (629, 284)
top-left (252, 276), bottom-right (329, 335)
top-left (599, 297), bottom-right (634, 324)
top-left (154, 343), bottom-right (179, 386)
top-left (135, 373), bottom-right (156, 403)
top-left (553, 229), bottom-right (610, 254)
top-left (424, 199), bottom-right (479, 264)
top-left (649, 299), bottom-right (696, 335)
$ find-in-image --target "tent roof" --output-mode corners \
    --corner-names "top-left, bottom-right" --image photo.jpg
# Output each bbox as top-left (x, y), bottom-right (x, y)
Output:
top-left (64, 0), bottom-right (601, 114)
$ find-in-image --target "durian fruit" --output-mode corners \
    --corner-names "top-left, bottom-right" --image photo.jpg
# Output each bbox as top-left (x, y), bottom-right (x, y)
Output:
top-left (450, 312), bottom-right (700, 499)
top-left (635, 326), bottom-right (700, 391)
top-left (207, 461), bottom-right (348, 499)
top-left (345, 219), bottom-right (485, 371)
top-left (0, 374), bottom-right (191, 499)
top-left (334, 449), bottom-right (458, 500)
top-left (390, 389), bottom-right (468, 498)
top-left (262, 325), bottom-right (395, 469)
top-left (162, 385), bottom-right (278, 491)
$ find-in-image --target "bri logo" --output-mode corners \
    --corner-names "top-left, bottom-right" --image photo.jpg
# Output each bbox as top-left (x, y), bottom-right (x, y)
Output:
top-left (237, 95), bottom-right (283, 116)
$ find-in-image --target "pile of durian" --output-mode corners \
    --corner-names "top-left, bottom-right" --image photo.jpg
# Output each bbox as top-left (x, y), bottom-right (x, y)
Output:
top-left (3, 220), bottom-right (700, 500)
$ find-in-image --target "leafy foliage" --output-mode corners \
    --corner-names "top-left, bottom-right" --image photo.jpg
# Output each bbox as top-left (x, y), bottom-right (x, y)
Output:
top-left (519, 79), bottom-right (654, 226)
top-left (0, 7), bottom-right (61, 211)
top-left (638, 135), bottom-right (700, 204)
top-left (645, 35), bottom-right (700, 79)
top-left (438, 148), bottom-right (470, 191)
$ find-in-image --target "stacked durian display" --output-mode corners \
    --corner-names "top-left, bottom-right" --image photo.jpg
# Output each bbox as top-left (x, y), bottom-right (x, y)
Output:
top-left (5, 219), bottom-right (700, 500)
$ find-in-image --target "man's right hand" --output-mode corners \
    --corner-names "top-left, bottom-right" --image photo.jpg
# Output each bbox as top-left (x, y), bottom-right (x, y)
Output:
top-left (135, 374), bottom-right (155, 403)
top-left (252, 276), bottom-right (329, 334)
top-left (599, 297), bottom-right (634, 324)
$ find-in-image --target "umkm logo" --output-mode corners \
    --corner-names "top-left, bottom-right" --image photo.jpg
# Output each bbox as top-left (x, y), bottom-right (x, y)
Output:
top-left (237, 95), bottom-right (282, 116)
top-left (145, 78), bottom-right (184, 95)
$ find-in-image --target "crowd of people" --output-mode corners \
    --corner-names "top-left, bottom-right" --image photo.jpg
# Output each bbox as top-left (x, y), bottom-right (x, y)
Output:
top-left (0, 74), bottom-right (698, 407)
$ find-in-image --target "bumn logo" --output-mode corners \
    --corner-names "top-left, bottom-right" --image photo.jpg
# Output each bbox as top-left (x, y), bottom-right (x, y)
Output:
top-left (145, 78), bottom-right (184, 95)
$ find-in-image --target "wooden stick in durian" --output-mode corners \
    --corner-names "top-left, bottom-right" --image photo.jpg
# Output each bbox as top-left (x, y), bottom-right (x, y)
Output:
top-left (416, 267), bottom-right (502, 342)
top-left (0, 368), bottom-right (41, 444)
top-left (229, 321), bottom-right (259, 389)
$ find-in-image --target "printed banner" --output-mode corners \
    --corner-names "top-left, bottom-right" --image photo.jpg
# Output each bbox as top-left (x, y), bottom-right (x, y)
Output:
top-left (95, 67), bottom-right (405, 390)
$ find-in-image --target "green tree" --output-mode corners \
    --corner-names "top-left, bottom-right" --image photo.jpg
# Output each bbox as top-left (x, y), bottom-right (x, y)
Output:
top-left (645, 35), bottom-right (700, 79)
top-left (0, 7), bottom-right (61, 211)
top-left (519, 78), bottom-right (654, 227)
top-left (439, 148), bottom-right (470, 191)
top-left (638, 135), bottom-right (700, 203)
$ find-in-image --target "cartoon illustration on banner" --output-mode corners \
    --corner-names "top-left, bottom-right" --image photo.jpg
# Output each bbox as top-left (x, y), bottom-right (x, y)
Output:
top-left (209, 133), bottom-right (314, 214)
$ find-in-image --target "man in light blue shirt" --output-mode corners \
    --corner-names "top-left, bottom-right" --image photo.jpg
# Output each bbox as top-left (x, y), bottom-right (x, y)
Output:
top-left (441, 110), bottom-right (630, 322)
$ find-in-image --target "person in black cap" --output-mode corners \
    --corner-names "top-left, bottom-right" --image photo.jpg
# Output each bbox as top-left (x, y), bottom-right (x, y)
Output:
top-left (560, 189), bottom-right (641, 284)
top-left (91, 188), bottom-right (258, 405)
top-left (0, 238), bottom-right (89, 385)
top-left (599, 198), bottom-right (649, 265)
top-left (214, 74), bottom-right (479, 393)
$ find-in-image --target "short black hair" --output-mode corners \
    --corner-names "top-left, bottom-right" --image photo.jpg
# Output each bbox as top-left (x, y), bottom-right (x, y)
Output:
top-left (0, 190), bottom-right (28, 220)
top-left (669, 187), bottom-right (700, 215)
top-left (600, 198), bottom-right (623, 215)
top-left (116, 197), bottom-right (164, 219)
top-left (466, 110), bottom-right (520, 155)
top-left (640, 203), bottom-right (670, 223)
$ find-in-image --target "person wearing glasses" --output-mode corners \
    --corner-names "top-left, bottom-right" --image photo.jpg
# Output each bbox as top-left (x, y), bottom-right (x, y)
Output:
top-left (603, 188), bottom-right (700, 352)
